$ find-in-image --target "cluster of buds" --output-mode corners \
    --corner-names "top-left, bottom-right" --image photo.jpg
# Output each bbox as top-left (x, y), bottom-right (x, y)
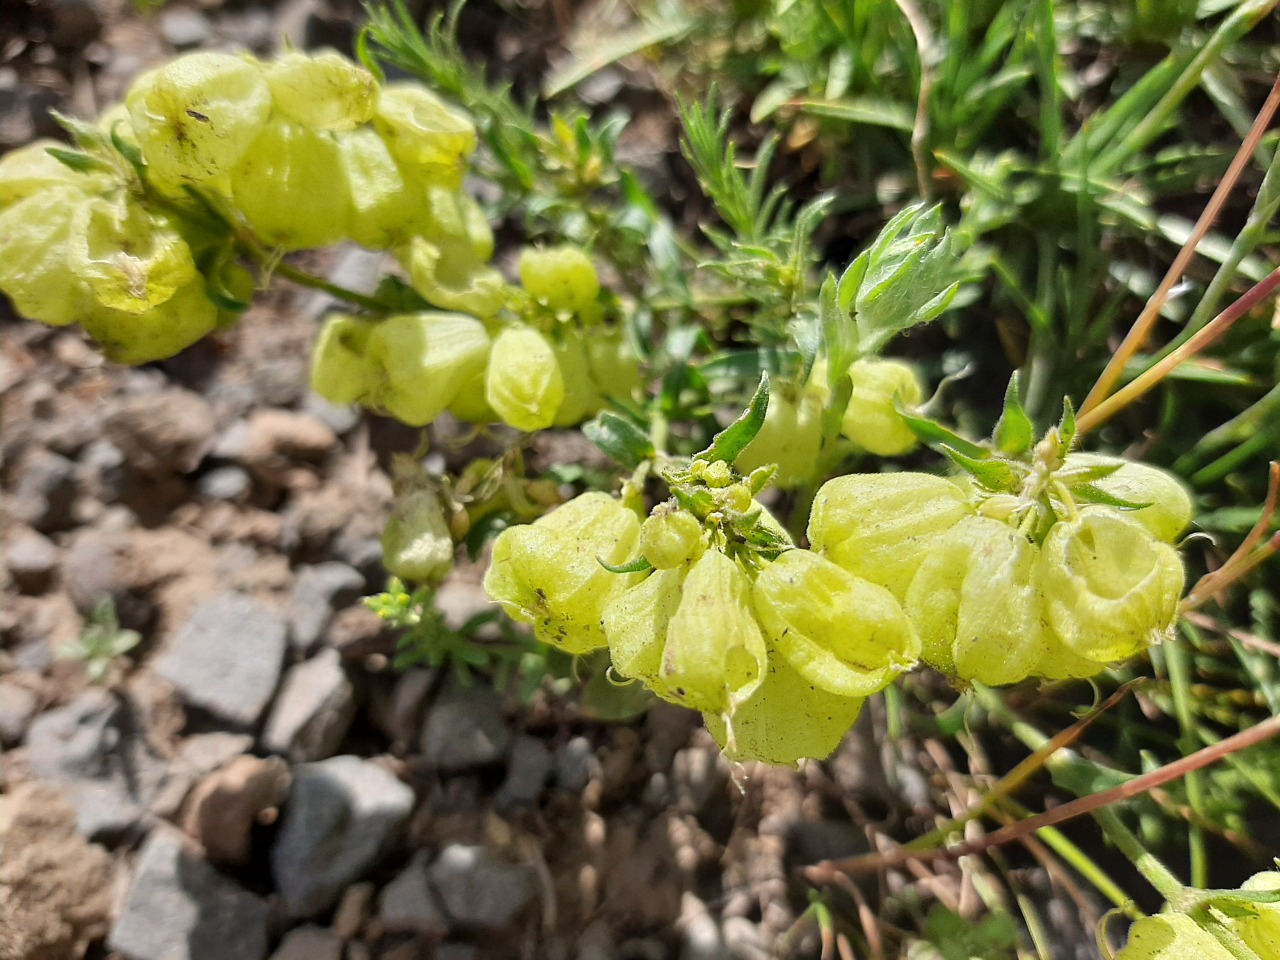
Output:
top-left (309, 244), bottom-right (642, 431)
top-left (484, 456), bottom-right (919, 765)
top-left (1114, 870), bottom-right (1280, 959)
top-left (735, 356), bottom-right (925, 487)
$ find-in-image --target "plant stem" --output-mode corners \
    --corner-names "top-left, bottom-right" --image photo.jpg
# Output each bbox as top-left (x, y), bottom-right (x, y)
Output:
top-left (1091, 805), bottom-right (1186, 904)
top-left (272, 260), bottom-right (389, 313)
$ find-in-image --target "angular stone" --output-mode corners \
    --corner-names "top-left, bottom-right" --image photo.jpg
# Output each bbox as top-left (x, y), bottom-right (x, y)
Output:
top-left (0, 680), bottom-right (39, 746)
top-left (182, 755), bottom-right (291, 866)
top-left (271, 756), bottom-right (415, 918)
top-left (428, 845), bottom-right (536, 931)
top-left (10, 448), bottom-right (77, 532)
top-left (378, 851), bottom-right (449, 936)
top-left (108, 828), bottom-right (270, 960)
top-left (154, 593), bottom-right (287, 728)
top-left (5, 527), bottom-right (60, 593)
top-left (269, 925), bottom-right (343, 960)
top-left (419, 678), bottom-right (511, 771)
top-left (261, 650), bottom-right (355, 763)
top-left (288, 562), bottom-right (365, 654)
top-left (496, 734), bottom-right (551, 809)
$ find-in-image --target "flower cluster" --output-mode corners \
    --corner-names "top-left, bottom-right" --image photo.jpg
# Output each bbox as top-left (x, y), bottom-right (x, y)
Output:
top-left (484, 457), bottom-right (920, 765)
top-left (810, 444), bottom-right (1190, 686)
top-left (309, 245), bottom-right (642, 431)
top-left (1114, 870), bottom-right (1280, 959)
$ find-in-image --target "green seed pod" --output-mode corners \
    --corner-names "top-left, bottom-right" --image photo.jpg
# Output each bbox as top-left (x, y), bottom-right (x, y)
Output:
top-left (80, 279), bottom-right (219, 365)
top-left (518, 245), bottom-right (600, 314)
top-left (703, 653), bottom-right (865, 766)
top-left (263, 50), bottom-right (377, 131)
top-left (0, 187), bottom-right (94, 327)
top-left (1038, 508), bottom-right (1184, 665)
top-left (381, 487), bottom-right (455, 585)
top-left (905, 515), bottom-right (1044, 685)
top-left (734, 380), bottom-right (824, 489)
top-left (486, 325), bottom-right (565, 432)
top-left (126, 52), bottom-right (272, 190)
top-left (808, 472), bottom-right (973, 599)
top-left (840, 357), bottom-right (923, 456)
top-left (1063, 453), bottom-right (1193, 543)
top-left (230, 117), bottom-right (351, 252)
top-left (483, 492), bottom-right (643, 654)
top-left (660, 548), bottom-right (767, 715)
top-left (310, 313), bottom-right (379, 406)
top-left (366, 312), bottom-right (491, 427)
top-left (70, 196), bottom-right (198, 315)
top-left (0, 140), bottom-right (108, 208)
top-left (337, 126), bottom-right (415, 251)
top-left (753, 549), bottom-right (919, 697)
top-left (602, 565), bottom-right (686, 693)
top-left (1233, 871), bottom-right (1280, 958)
top-left (638, 507), bottom-right (704, 570)
top-left (1114, 914), bottom-right (1236, 960)
top-left (372, 84), bottom-right (476, 188)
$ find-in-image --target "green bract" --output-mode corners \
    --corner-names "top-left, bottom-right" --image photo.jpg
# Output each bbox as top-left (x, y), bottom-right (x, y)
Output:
top-left (483, 492), bottom-right (643, 654)
top-left (809, 472), bottom-right (973, 598)
top-left (1038, 508), bottom-right (1183, 664)
top-left (486, 325), bottom-right (565, 431)
top-left (753, 549), bottom-right (919, 696)
top-left (840, 357), bottom-right (923, 456)
top-left (263, 50), bottom-right (377, 131)
top-left (366, 312), bottom-right (491, 426)
top-left (905, 515), bottom-right (1044, 685)
top-left (126, 52), bottom-right (271, 191)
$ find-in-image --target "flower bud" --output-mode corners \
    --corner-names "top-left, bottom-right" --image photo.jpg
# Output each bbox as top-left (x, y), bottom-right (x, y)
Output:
top-left (0, 187), bottom-right (93, 327)
top-left (70, 196), bottom-right (198, 314)
top-left (659, 548), bottom-right (767, 714)
top-left (381, 487), bottom-right (454, 585)
top-left (734, 381), bottom-right (824, 489)
top-left (483, 492), bottom-right (644, 654)
top-left (372, 84), bottom-right (476, 188)
top-left (1063, 453), bottom-right (1193, 543)
top-left (80, 279), bottom-right (219, 365)
top-left (231, 117), bottom-right (351, 251)
top-left (1115, 914), bottom-right (1236, 960)
top-left (808, 472), bottom-right (973, 598)
top-left (753, 549), bottom-right (918, 696)
top-left (485, 325), bottom-right (564, 432)
top-left (126, 52), bottom-right (271, 190)
top-left (702, 653), bottom-right (865, 765)
top-left (638, 507), bottom-right (703, 569)
top-left (1037, 508), bottom-right (1183, 665)
top-left (840, 357), bottom-right (923, 456)
top-left (519, 245), bottom-right (600, 314)
top-left (310, 313), bottom-right (379, 406)
top-left (367, 312), bottom-right (491, 426)
top-left (264, 51), bottom-right (376, 131)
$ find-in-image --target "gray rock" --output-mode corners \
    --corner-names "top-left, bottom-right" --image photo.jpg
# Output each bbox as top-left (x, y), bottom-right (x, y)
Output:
top-left (24, 687), bottom-right (170, 841)
top-left (45, 0), bottom-right (103, 47)
top-left (159, 6), bottom-right (211, 46)
top-left (269, 925), bottom-right (343, 960)
top-left (555, 736), bottom-right (601, 793)
top-left (198, 465), bottom-right (252, 501)
top-left (0, 680), bottom-right (39, 745)
top-left (154, 593), bottom-right (287, 729)
top-left (301, 392), bottom-right (361, 435)
top-left (428, 844), bottom-right (537, 931)
top-left (210, 419), bottom-right (251, 461)
top-left (378, 851), bottom-right (449, 936)
top-left (10, 448), bottom-right (77, 532)
top-left (370, 668), bottom-right (435, 747)
top-left (496, 734), bottom-right (551, 809)
top-left (289, 562), bottom-right (365, 654)
top-left (271, 756), bottom-right (415, 917)
top-left (78, 438), bottom-right (126, 504)
top-left (6, 528), bottom-right (60, 593)
top-left (178, 732), bottom-right (255, 775)
top-left (678, 893), bottom-right (725, 960)
top-left (261, 650), bottom-right (355, 762)
top-left (106, 387), bottom-right (215, 476)
top-left (109, 828), bottom-right (269, 960)
top-left (419, 678), bottom-right (511, 771)
top-left (722, 917), bottom-right (770, 960)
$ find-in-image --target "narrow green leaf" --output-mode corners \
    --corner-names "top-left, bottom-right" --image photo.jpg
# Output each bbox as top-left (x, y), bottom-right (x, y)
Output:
top-left (942, 447), bottom-right (1023, 492)
top-left (544, 16), bottom-right (694, 98)
top-left (45, 147), bottom-right (110, 175)
top-left (108, 124), bottom-right (146, 176)
top-left (1071, 484), bottom-right (1152, 511)
top-left (695, 373), bottom-right (770, 464)
top-left (896, 407), bottom-right (990, 460)
top-left (583, 411), bottom-right (655, 469)
top-left (597, 555), bottom-right (653, 574)
top-left (819, 273), bottom-right (858, 388)
top-left (793, 96), bottom-right (915, 132)
top-left (1059, 397), bottom-right (1078, 450)
top-left (993, 375), bottom-right (1034, 455)
top-left (1056, 461), bottom-right (1125, 484)
top-left (697, 348), bottom-right (798, 380)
